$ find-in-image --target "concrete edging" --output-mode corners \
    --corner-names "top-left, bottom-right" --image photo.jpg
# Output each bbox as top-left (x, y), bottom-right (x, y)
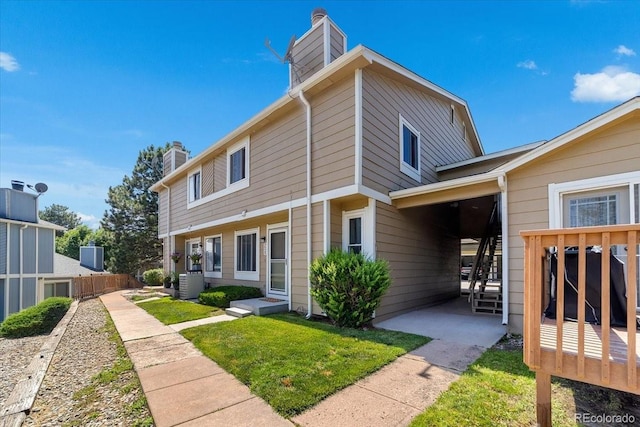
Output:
top-left (0, 300), bottom-right (80, 425)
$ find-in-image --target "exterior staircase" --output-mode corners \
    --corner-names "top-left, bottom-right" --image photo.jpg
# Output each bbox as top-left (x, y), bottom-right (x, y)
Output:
top-left (468, 201), bottom-right (503, 315)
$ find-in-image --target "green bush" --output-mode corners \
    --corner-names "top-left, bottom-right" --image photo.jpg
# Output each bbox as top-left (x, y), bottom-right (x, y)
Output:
top-left (0, 297), bottom-right (73, 338)
top-left (198, 286), bottom-right (263, 308)
top-left (142, 268), bottom-right (164, 286)
top-left (309, 249), bottom-right (391, 328)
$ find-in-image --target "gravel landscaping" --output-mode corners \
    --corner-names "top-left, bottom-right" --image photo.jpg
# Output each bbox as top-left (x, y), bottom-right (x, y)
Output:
top-left (0, 297), bottom-right (152, 426)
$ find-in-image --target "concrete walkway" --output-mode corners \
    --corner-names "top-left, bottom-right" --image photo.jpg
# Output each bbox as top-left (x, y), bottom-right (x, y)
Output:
top-left (101, 292), bottom-right (505, 427)
top-left (100, 291), bottom-right (292, 427)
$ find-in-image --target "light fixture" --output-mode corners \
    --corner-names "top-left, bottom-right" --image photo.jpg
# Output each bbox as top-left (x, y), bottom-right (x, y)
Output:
top-left (260, 236), bottom-right (266, 243)
top-left (241, 210), bottom-right (247, 217)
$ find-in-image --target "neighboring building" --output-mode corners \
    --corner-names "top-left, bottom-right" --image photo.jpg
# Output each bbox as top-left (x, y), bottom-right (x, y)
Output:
top-left (152, 9), bottom-right (640, 332)
top-left (0, 182), bottom-right (105, 321)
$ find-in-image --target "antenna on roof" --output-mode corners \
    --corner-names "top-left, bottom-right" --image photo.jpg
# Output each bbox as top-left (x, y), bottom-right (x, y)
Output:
top-left (265, 35), bottom-right (304, 84)
top-left (26, 182), bottom-right (48, 198)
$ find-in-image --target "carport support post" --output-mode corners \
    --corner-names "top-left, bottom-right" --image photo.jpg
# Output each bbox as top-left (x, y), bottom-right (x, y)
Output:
top-left (536, 371), bottom-right (551, 427)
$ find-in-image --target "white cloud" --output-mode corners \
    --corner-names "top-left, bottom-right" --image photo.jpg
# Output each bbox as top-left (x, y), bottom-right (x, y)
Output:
top-left (0, 52), bottom-right (20, 72)
top-left (614, 45), bottom-right (636, 57)
top-left (78, 212), bottom-right (101, 230)
top-left (517, 60), bottom-right (537, 70)
top-left (571, 66), bottom-right (640, 102)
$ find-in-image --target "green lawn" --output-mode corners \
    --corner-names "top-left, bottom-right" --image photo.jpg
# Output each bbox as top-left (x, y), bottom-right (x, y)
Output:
top-left (137, 297), bottom-right (224, 325)
top-left (181, 313), bottom-right (429, 417)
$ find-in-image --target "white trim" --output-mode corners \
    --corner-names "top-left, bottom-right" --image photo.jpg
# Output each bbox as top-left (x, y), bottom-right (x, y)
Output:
top-left (187, 166), bottom-right (202, 204)
top-left (548, 171), bottom-right (640, 228)
top-left (342, 203), bottom-right (375, 257)
top-left (390, 170), bottom-right (504, 200)
top-left (266, 223), bottom-right (289, 298)
top-left (436, 141), bottom-right (544, 173)
top-left (171, 184), bottom-right (392, 236)
top-left (187, 179), bottom-right (249, 210)
top-left (185, 238), bottom-right (202, 271)
top-left (234, 227), bottom-right (260, 281)
top-left (226, 136), bottom-right (250, 187)
top-left (355, 69), bottom-right (363, 186)
top-left (203, 234), bottom-right (222, 279)
top-left (323, 19), bottom-right (331, 66)
top-left (323, 200), bottom-right (331, 254)
top-left (398, 114), bottom-right (421, 182)
top-left (498, 175), bottom-right (509, 326)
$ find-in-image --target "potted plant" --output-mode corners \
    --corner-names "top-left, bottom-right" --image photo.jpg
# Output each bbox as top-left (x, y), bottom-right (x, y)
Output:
top-left (171, 252), bottom-right (182, 263)
top-left (171, 271), bottom-right (180, 291)
top-left (163, 274), bottom-right (172, 288)
top-left (189, 251), bottom-right (202, 272)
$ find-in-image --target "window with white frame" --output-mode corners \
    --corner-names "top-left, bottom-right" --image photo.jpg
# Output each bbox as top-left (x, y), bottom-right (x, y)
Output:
top-left (343, 208), bottom-right (372, 256)
top-left (228, 140), bottom-right (248, 186)
top-left (186, 240), bottom-right (201, 271)
top-left (188, 170), bottom-right (201, 202)
top-left (234, 228), bottom-right (259, 280)
top-left (347, 216), bottom-right (362, 254)
top-left (398, 115), bottom-right (421, 182)
top-left (204, 235), bottom-right (222, 278)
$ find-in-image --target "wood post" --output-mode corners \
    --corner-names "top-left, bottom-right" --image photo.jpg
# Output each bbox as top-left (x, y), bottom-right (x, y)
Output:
top-left (536, 371), bottom-right (552, 427)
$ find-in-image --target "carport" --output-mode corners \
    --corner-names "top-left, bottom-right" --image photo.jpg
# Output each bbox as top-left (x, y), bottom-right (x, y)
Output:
top-left (389, 170), bottom-right (508, 325)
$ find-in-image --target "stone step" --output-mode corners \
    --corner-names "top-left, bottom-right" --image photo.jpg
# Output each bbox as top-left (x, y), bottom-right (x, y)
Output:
top-left (225, 307), bottom-right (253, 318)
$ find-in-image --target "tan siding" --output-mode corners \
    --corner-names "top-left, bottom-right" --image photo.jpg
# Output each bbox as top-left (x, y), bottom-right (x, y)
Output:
top-left (214, 154), bottom-right (226, 193)
top-left (375, 201), bottom-right (460, 320)
top-left (361, 69), bottom-right (476, 194)
top-left (290, 206), bottom-right (308, 312)
top-left (201, 160), bottom-right (214, 197)
top-left (311, 76), bottom-right (355, 194)
top-left (330, 200), bottom-right (342, 249)
top-left (507, 117), bottom-right (640, 334)
top-left (291, 25), bottom-right (324, 85)
top-left (158, 190), bottom-right (168, 236)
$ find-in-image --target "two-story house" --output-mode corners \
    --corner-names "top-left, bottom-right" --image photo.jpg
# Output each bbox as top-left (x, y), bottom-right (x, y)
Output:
top-left (152, 9), bottom-right (640, 332)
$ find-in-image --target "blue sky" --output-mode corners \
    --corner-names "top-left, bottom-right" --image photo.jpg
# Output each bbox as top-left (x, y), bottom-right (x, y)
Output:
top-left (1, 1), bottom-right (639, 228)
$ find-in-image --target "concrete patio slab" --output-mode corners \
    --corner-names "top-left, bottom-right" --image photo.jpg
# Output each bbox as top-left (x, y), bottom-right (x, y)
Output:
top-left (137, 355), bottom-right (224, 393)
top-left (177, 397), bottom-right (294, 427)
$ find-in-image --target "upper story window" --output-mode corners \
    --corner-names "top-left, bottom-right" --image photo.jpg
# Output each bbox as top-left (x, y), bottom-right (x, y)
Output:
top-left (228, 138), bottom-right (249, 186)
top-left (398, 115), bottom-right (421, 182)
top-left (188, 170), bottom-right (201, 202)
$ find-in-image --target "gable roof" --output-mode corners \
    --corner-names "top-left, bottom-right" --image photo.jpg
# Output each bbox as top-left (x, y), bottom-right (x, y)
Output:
top-left (152, 45), bottom-right (483, 191)
top-left (54, 253), bottom-right (105, 277)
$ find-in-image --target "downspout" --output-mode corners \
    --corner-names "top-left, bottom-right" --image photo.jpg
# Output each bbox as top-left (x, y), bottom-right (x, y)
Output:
top-left (498, 174), bottom-right (509, 326)
top-left (298, 90), bottom-right (313, 318)
top-left (160, 182), bottom-right (172, 272)
top-left (19, 224), bottom-right (28, 310)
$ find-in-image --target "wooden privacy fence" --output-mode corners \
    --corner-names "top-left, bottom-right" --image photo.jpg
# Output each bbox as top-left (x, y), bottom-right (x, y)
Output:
top-left (73, 274), bottom-right (145, 300)
top-left (521, 224), bottom-right (640, 427)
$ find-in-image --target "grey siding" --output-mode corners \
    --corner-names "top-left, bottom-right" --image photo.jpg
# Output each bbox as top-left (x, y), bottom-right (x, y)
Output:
top-left (0, 279), bottom-right (4, 321)
top-left (38, 228), bottom-right (54, 274)
top-left (0, 223), bottom-right (6, 274)
top-left (9, 278), bottom-right (19, 315)
top-left (375, 201), bottom-right (460, 320)
top-left (361, 69), bottom-right (476, 194)
top-left (22, 278), bottom-right (36, 309)
top-left (22, 227), bottom-right (36, 274)
top-left (9, 224), bottom-right (20, 274)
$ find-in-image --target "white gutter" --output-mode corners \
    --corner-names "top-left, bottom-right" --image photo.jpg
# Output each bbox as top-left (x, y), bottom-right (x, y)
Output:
top-left (498, 174), bottom-right (509, 326)
top-left (19, 223), bottom-right (28, 310)
top-left (160, 181), bottom-right (172, 272)
top-left (298, 90), bottom-right (313, 319)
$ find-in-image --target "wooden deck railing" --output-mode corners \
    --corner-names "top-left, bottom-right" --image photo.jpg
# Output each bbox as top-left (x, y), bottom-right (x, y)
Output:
top-left (521, 224), bottom-right (640, 426)
top-left (72, 274), bottom-right (144, 300)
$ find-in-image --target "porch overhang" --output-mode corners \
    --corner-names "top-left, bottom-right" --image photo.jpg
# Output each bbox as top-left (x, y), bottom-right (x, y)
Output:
top-left (390, 171), bottom-right (503, 209)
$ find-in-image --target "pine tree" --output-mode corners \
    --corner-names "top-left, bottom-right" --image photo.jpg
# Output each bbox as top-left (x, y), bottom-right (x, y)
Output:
top-left (102, 143), bottom-right (177, 274)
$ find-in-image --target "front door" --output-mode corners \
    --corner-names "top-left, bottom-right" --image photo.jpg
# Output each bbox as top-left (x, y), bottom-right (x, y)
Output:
top-left (268, 228), bottom-right (288, 297)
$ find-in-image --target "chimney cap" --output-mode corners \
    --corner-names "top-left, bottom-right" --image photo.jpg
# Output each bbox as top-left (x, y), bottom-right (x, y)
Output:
top-left (311, 7), bottom-right (327, 26)
top-left (172, 141), bottom-right (183, 149)
top-left (11, 180), bottom-right (24, 191)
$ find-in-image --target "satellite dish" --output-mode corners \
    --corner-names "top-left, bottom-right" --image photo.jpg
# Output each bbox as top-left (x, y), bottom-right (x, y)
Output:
top-left (34, 182), bottom-right (48, 194)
